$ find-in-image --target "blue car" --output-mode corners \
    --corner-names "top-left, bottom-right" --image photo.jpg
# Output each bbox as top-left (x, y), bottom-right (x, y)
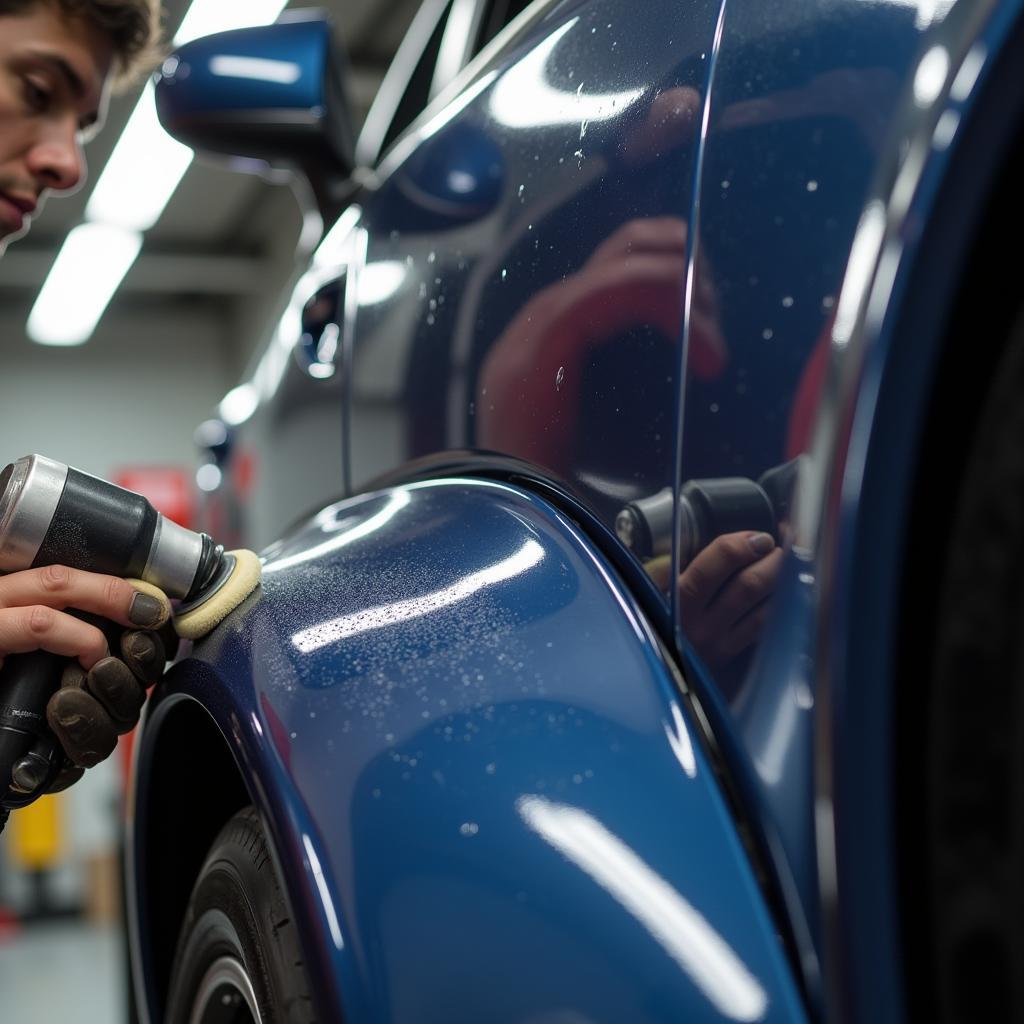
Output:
top-left (129, 1), bottom-right (1024, 1021)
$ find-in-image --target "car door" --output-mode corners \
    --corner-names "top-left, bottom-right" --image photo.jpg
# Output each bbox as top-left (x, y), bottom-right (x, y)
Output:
top-left (345, 0), bottom-right (720, 633)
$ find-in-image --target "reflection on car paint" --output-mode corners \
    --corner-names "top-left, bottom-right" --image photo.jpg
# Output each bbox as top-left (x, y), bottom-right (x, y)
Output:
top-left (667, 0), bottom-right (955, 999)
top-left (142, 0), bottom-right (1024, 1019)
top-left (517, 794), bottom-right (770, 1022)
top-left (290, 536), bottom-right (544, 650)
top-left (349, 0), bottom-right (722, 560)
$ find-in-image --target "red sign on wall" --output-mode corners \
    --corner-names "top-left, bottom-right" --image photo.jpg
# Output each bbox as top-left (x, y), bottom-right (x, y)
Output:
top-left (113, 467), bottom-right (194, 528)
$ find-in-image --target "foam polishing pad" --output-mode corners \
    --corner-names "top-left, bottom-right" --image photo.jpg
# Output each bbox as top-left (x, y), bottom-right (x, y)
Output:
top-left (173, 549), bottom-right (261, 640)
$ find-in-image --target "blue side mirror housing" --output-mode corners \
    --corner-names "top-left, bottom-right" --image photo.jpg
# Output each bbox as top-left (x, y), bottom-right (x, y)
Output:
top-left (155, 12), bottom-right (355, 219)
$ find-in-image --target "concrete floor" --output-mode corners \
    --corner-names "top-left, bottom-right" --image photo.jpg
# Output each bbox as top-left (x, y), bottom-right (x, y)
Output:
top-left (0, 920), bottom-right (125, 1023)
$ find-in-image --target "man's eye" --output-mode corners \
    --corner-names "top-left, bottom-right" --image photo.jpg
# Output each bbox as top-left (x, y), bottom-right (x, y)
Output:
top-left (23, 78), bottom-right (51, 110)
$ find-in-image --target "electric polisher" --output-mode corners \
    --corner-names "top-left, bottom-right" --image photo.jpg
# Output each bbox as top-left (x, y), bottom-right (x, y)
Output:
top-left (614, 456), bottom-right (805, 563)
top-left (0, 454), bottom-right (260, 828)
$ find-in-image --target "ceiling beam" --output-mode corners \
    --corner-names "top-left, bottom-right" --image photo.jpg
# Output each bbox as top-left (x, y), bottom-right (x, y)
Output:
top-left (0, 250), bottom-right (271, 296)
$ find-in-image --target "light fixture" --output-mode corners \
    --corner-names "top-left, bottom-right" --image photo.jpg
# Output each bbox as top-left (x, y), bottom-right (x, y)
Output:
top-left (219, 383), bottom-right (260, 426)
top-left (27, 224), bottom-right (142, 346)
top-left (85, 83), bottom-right (192, 232)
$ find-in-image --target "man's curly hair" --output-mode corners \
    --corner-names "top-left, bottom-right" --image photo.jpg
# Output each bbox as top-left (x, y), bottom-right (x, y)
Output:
top-left (0, 0), bottom-right (163, 87)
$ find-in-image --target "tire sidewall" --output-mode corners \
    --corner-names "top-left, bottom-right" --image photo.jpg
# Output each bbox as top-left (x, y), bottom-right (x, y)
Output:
top-left (165, 809), bottom-right (313, 1024)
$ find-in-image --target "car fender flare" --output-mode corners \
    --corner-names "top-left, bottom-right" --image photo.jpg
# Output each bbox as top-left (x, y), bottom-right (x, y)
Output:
top-left (131, 477), bottom-right (807, 1023)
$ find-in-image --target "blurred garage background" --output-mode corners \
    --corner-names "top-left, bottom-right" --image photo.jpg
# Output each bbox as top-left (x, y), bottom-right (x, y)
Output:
top-left (0, 0), bottom-right (416, 1017)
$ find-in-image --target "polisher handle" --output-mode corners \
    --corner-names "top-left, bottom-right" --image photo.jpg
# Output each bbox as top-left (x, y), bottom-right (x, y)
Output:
top-left (0, 611), bottom-right (120, 822)
top-left (0, 650), bottom-right (66, 812)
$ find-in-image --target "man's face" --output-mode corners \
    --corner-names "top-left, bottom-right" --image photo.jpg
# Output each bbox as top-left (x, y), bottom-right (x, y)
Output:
top-left (0, 3), bottom-right (115, 245)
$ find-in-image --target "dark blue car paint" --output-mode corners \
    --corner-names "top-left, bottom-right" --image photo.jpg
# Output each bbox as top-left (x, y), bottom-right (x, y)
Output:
top-left (137, 0), bottom-right (1024, 1019)
top-left (347, 0), bottom-right (722, 543)
top-left (674, 0), bottom-right (929, 1003)
top-left (136, 479), bottom-right (807, 1022)
top-left (157, 16), bottom-right (332, 118)
top-left (801, 2), bottom-right (1024, 1019)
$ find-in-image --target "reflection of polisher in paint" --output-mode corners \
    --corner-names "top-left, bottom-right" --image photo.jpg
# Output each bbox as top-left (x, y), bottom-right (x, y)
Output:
top-left (615, 457), bottom-right (805, 564)
top-left (0, 455), bottom-right (261, 828)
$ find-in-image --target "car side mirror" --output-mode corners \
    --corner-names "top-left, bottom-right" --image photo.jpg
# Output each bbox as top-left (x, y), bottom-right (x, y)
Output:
top-left (155, 12), bottom-right (356, 222)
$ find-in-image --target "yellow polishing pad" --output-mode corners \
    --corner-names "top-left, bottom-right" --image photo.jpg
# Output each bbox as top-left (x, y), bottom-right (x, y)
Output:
top-left (174, 549), bottom-right (262, 640)
top-left (128, 548), bottom-right (261, 641)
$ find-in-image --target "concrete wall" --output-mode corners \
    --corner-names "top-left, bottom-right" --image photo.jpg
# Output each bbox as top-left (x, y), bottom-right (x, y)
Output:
top-left (0, 297), bottom-right (232, 482)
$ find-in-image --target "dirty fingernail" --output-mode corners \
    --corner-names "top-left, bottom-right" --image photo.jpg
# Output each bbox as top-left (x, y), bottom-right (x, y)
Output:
top-left (129, 592), bottom-right (166, 627)
top-left (127, 633), bottom-right (156, 663)
top-left (748, 532), bottom-right (775, 556)
top-left (11, 757), bottom-right (47, 793)
top-left (61, 663), bottom-right (88, 691)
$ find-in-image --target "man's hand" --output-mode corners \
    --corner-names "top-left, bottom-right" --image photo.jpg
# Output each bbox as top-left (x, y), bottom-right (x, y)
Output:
top-left (676, 532), bottom-right (783, 669)
top-left (0, 565), bottom-right (174, 792)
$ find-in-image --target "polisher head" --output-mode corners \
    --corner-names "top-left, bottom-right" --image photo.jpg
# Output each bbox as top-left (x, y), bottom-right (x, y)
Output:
top-left (130, 548), bottom-right (261, 640)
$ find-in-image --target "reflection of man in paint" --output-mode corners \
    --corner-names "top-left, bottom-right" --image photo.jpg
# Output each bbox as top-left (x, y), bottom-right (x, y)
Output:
top-left (478, 86), bottom-right (785, 669)
top-left (478, 213), bottom-right (724, 466)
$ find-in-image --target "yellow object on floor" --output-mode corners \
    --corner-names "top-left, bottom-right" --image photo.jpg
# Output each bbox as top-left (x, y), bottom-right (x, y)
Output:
top-left (9, 793), bottom-right (62, 870)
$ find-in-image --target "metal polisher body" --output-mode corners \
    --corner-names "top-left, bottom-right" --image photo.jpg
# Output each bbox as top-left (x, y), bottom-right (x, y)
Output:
top-left (613, 456), bottom-right (805, 563)
top-left (0, 454), bottom-right (226, 819)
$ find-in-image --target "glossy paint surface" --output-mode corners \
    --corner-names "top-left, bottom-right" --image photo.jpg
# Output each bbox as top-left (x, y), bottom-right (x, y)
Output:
top-left (801, 2), bottom-right (1024, 1019)
top-left (148, 479), bottom-right (807, 1023)
top-left (666, 0), bottom-right (973, 1006)
top-left (142, 0), bottom-right (1024, 1020)
top-left (347, 0), bottom-right (720, 574)
top-left (157, 17), bottom-right (331, 116)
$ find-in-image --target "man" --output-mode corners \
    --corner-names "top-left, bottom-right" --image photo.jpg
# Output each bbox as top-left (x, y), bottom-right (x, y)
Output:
top-left (1, 0), bottom-right (166, 792)
top-left (0, 0), bottom-right (160, 248)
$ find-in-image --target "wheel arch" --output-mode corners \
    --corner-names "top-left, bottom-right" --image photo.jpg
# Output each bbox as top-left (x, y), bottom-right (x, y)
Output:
top-left (127, 695), bottom-right (250, 1024)
top-left (131, 476), bottom-right (811, 1023)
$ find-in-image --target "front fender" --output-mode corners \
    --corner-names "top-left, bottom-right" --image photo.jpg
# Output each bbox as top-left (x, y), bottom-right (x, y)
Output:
top-left (132, 477), bottom-right (806, 1023)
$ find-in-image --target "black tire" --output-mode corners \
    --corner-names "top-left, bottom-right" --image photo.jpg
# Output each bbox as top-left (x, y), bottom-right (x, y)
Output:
top-left (165, 806), bottom-right (316, 1024)
top-left (923, 308), bottom-right (1024, 1020)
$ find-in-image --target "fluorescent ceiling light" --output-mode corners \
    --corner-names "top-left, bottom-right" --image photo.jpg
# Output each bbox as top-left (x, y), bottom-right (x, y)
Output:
top-left (174, 0), bottom-right (290, 46)
top-left (85, 82), bottom-right (192, 231)
top-left (27, 224), bottom-right (142, 345)
top-left (195, 463), bottom-right (223, 492)
top-left (220, 383), bottom-right (260, 426)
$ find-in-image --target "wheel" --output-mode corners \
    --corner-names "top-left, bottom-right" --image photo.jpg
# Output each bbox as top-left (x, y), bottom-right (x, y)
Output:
top-left (165, 806), bottom-right (316, 1024)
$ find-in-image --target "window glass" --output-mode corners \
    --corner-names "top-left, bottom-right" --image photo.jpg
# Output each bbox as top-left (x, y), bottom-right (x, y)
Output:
top-left (379, 5), bottom-right (453, 157)
top-left (475, 0), bottom-right (536, 53)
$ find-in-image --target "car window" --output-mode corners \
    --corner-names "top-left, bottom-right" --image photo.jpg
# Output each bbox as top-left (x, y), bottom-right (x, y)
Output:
top-left (475, 0), bottom-right (536, 53)
top-left (355, 0), bottom-right (453, 167)
top-left (429, 0), bottom-right (536, 97)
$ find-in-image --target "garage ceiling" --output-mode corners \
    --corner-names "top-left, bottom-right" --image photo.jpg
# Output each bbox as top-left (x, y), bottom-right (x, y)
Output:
top-left (0, 0), bottom-right (419, 377)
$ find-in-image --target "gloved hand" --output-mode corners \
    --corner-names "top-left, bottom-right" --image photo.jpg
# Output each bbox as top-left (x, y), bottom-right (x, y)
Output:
top-left (0, 565), bottom-right (175, 793)
top-left (675, 531), bottom-right (783, 669)
top-left (44, 616), bottom-right (178, 792)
